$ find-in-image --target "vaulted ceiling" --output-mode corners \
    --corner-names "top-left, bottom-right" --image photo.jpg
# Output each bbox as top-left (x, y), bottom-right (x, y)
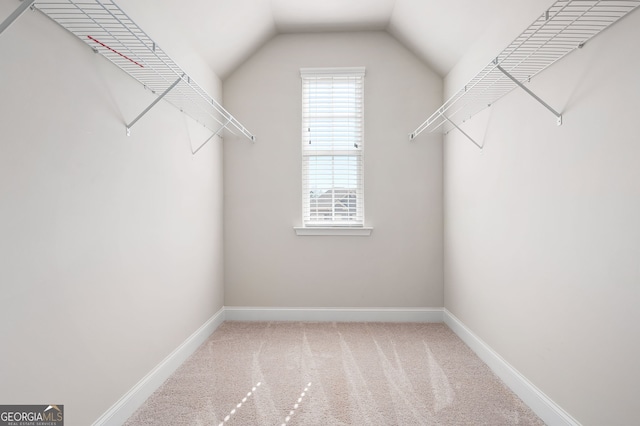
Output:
top-left (117, 0), bottom-right (554, 80)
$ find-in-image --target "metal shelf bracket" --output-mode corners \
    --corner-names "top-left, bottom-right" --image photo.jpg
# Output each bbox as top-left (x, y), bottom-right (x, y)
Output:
top-left (126, 75), bottom-right (183, 136)
top-left (1, 0), bottom-right (256, 147)
top-left (442, 114), bottom-right (483, 150)
top-left (409, 112), bottom-right (483, 149)
top-left (495, 61), bottom-right (562, 126)
top-left (409, 0), bottom-right (640, 143)
top-left (192, 117), bottom-right (232, 155)
top-left (192, 115), bottom-right (255, 155)
top-left (0, 0), bottom-right (35, 36)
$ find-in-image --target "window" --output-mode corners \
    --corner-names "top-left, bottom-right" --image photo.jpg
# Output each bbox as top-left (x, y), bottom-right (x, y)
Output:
top-left (300, 67), bottom-right (365, 228)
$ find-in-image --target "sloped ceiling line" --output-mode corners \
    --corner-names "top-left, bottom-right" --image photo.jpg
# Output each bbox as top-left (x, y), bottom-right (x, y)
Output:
top-left (113, 0), bottom-right (554, 79)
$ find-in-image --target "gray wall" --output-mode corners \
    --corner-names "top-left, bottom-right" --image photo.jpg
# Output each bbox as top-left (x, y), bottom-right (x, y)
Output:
top-left (443, 10), bottom-right (640, 426)
top-left (0, 5), bottom-right (225, 425)
top-left (223, 32), bottom-right (443, 308)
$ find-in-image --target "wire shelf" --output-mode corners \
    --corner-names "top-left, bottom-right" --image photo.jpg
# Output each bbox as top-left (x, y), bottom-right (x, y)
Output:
top-left (31, 0), bottom-right (255, 141)
top-left (410, 0), bottom-right (640, 140)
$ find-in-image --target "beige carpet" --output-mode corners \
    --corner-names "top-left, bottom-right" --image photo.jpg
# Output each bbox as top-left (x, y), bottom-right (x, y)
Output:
top-left (124, 322), bottom-right (544, 425)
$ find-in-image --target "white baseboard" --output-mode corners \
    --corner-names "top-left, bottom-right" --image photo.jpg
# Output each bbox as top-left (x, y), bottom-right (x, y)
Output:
top-left (92, 307), bottom-right (226, 426)
top-left (443, 309), bottom-right (581, 426)
top-left (224, 306), bottom-right (444, 323)
top-left (93, 306), bottom-right (578, 426)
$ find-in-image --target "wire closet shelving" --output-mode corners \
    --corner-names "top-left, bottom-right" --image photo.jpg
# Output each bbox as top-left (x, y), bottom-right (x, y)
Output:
top-left (1, 0), bottom-right (255, 146)
top-left (409, 0), bottom-right (640, 148)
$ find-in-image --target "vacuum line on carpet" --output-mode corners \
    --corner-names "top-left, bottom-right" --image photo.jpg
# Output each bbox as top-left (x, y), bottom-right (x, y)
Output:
top-left (280, 382), bottom-right (312, 426)
top-left (218, 381), bottom-right (262, 426)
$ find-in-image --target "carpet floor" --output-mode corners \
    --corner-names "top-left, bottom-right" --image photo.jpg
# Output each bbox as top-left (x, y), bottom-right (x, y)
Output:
top-left (124, 321), bottom-right (545, 425)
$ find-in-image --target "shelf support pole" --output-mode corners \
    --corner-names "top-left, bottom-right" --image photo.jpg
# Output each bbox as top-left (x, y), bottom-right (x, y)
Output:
top-left (0, 0), bottom-right (35, 36)
top-left (192, 117), bottom-right (232, 155)
top-left (442, 115), bottom-right (483, 150)
top-left (126, 75), bottom-right (183, 135)
top-left (496, 64), bottom-right (562, 126)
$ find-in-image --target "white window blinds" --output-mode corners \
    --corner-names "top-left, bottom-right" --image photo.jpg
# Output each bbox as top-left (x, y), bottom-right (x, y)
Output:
top-left (301, 67), bottom-right (365, 227)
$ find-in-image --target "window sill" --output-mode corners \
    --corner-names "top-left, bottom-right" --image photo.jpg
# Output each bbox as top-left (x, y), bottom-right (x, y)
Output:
top-left (294, 227), bottom-right (373, 236)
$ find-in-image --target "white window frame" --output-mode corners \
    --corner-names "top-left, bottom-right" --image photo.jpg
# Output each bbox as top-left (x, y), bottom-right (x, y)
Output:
top-left (296, 67), bottom-right (371, 236)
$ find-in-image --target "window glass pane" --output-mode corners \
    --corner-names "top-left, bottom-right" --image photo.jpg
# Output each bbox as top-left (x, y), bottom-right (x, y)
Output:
top-left (306, 155), bottom-right (360, 223)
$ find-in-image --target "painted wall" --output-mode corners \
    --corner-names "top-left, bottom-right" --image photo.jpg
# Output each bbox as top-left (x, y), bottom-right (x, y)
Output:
top-left (443, 9), bottom-right (640, 426)
top-left (223, 32), bottom-right (443, 308)
top-left (0, 4), bottom-right (225, 425)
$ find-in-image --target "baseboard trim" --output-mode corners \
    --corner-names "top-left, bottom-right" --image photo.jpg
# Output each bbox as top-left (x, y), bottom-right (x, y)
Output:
top-left (92, 307), bottom-right (226, 426)
top-left (224, 306), bottom-right (444, 323)
top-left (93, 306), bottom-right (578, 426)
top-left (443, 309), bottom-right (581, 426)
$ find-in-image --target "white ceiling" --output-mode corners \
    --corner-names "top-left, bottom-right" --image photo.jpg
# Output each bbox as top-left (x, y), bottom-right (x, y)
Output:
top-left (118, 0), bottom-right (553, 80)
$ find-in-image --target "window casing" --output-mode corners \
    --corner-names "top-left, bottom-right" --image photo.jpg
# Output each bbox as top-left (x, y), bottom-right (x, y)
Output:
top-left (301, 67), bottom-right (365, 227)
